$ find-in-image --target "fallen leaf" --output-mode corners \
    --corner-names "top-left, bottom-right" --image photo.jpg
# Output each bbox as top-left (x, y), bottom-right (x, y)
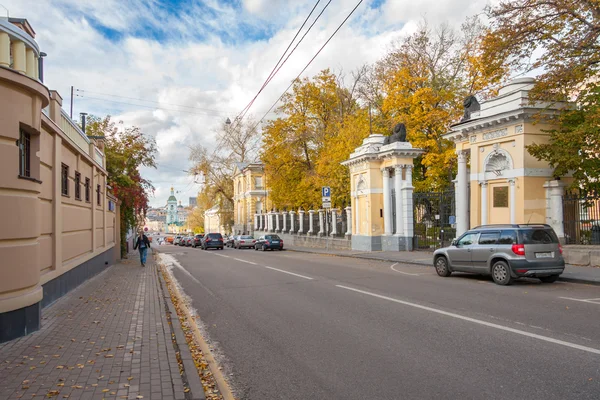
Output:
top-left (46, 390), bottom-right (60, 397)
top-left (102, 389), bottom-right (109, 393)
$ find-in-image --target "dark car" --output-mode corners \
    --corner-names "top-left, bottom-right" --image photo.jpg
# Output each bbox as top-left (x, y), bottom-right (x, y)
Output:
top-left (202, 233), bottom-right (224, 250)
top-left (192, 234), bottom-right (204, 248)
top-left (178, 236), bottom-right (187, 246)
top-left (185, 236), bottom-right (193, 247)
top-left (234, 235), bottom-right (256, 249)
top-left (254, 234), bottom-right (284, 251)
top-left (433, 224), bottom-right (564, 285)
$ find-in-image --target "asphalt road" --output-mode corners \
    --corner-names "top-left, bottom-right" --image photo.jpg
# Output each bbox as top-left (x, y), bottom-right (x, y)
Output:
top-left (158, 244), bottom-right (600, 400)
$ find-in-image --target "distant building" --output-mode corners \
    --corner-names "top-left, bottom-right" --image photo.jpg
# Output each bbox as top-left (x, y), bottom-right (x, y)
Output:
top-left (232, 162), bottom-right (270, 235)
top-left (145, 187), bottom-right (189, 233)
top-left (189, 197), bottom-right (197, 207)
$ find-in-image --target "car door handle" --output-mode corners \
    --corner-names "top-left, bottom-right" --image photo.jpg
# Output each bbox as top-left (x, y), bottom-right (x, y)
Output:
top-left (489, 248), bottom-right (494, 252)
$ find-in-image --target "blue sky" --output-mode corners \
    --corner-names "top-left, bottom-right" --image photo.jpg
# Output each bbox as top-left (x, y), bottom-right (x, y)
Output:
top-left (3, 0), bottom-right (492, 207)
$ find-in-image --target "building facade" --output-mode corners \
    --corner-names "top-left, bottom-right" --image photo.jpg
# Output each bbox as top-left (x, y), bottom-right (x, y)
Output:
top-left (0, 17), bottom-right (119, 342)
top-left (232, 162), bottom-right (270, 235)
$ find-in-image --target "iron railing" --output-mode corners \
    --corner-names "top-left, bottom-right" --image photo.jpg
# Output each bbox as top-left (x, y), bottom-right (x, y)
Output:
top-left (563, 191), bottom-right (600, 245)
top-left (413, 190), bottom-right (456, 250)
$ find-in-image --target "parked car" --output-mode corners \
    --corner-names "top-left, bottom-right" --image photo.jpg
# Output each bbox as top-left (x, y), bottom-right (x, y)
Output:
top-left (225, 235), bottom-right (238, 248)
top-left (185, 236), bottom-right (194, 247)
top-left (202, 233), bottom-right (224, 250)
top-left (179, 236), bottom-right (189, 246)
top-left (193, 234), bottom-right (204, 248)
top-left (234, 235), bottom-right (256, 249)
top-left (166, 236), bottom-right (174, 244)
top-left (254, 234), bottom-right (284, 251)
top-left (173, 236), bottom-right (182, 245)
top-left (433, 224), bottom-right (564, 285)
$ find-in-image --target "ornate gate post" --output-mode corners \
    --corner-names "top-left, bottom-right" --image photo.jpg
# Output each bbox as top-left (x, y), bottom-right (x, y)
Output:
top-left (289, 210), bottom-right (295, 234)
top-left (330, 209), bottom-right (338, 236)
top-left (298, 209), bottom-right (305, 234)
top-left (308, 210), bottom-right (315, 235)
top-left (318, 209), bottom-right (325, 236)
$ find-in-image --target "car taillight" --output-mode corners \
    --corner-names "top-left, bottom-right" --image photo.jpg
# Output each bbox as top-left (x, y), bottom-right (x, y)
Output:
top-left (280, 240), bottom-right (283, 244)
top-left (206, 238), bottom-right (211, 242)
top-left (219, 238), bottom-right (223, 241)
top-left (512, 244), bottom-right (525, 256)
top-left (558, 244), bottom-right (563, 254)
top-left (266, 241), bottom-right (270, 245)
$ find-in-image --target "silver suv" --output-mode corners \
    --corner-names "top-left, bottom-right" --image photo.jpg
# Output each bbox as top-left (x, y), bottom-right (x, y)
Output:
top-left (433, 224), bottom-right (565, 285)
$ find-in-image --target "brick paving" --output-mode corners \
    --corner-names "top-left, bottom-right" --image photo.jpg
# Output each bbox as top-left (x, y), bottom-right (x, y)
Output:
top-left (0, 253), bottom-right (188, 400)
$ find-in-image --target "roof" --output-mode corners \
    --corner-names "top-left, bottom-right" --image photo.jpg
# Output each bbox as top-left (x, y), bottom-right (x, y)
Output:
top-left (167, 195), bottom-right (177, 202)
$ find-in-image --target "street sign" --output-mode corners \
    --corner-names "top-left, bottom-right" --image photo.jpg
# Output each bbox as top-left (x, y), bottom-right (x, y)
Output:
top-left (322, 186), bottom-right (331, 209)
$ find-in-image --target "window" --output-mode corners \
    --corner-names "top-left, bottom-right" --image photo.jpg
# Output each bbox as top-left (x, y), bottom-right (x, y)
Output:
top-left (498, 230), bottom-right (518, 245)
top-left (96, 184), bottom-right (101, 205)
top-left (458, 232), bottom-right (478, 246)
top-left (522, 229), bottom-right (558, 244)
top-left (493, 186), bottom-right (509, 207)
top-left (255, 177), bottom-right (263, 189)
top-left (479, 232), bottom-right (499, 245)
top-left (85, 178), bottom-right (91, 202)
top-left (74, 172), bottom-right (81, 200)
top-left (18, 129), bottom-right (31, 177)
top-left (61, 164), bottom-right (69, 196)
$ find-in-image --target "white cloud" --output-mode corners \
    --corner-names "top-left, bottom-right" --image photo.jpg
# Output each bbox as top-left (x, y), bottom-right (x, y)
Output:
top-left (2, 0), bottom-right (490, 207)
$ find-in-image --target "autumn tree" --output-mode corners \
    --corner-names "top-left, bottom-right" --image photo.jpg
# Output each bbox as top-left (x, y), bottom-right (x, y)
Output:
top-left (189, 119), bottom-right (260, 229)
top-left (374, 18), bottom-right (506, 191)
top-left (483, 0), bottom-right (600, 191)
top-left (261, 69), bottom-right (368, 209)
top-left (86, 115), bottom-right (157, 257)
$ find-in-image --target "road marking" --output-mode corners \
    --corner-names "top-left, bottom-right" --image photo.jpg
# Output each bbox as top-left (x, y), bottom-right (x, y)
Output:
top-left (336, 285), bottom-right (600, 355)
top-left (265, 266), bottom-right (314, 280)
top-left (390, 263), bottom-right (421, 276)
top-left (560, 297), bottom-right (600, 305)
top-left (158, 253), bottom-right (201, 285)
top-left (213, 253), bottom-right (230, 258)
top-left (233, 258), bottom-right (257, 265)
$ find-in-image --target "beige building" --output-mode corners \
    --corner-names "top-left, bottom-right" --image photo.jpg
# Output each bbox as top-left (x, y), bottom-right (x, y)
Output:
top-left (232, 162), bottom-right (270, 235)
top-left (0, 17), bottom-right (119, 342)
top-left (445, 78), bottom-right (570, 239)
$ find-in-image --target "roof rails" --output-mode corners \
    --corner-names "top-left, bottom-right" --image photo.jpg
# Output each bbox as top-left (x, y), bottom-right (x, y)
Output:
top-left (472, 224), bottom-right (551, 230)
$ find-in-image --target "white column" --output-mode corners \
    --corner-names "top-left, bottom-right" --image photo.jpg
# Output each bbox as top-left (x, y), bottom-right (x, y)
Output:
top-left (330, 209), bottom-right (338, 236)
top-left (456, 150), bottom-right (469, 236)
top-left (275, 211), bottom-right (281, 232)
top-left (11, 40), bottom-right (26, 74)
top-left (25, 48), bottom-right (35, 78)
top-left (308, 210), bottom-right (315, 235)
top-left (480, 181), bottom-right (488, 225)
top-left (508, 179), bottom-right (516, 224)
top-left (345, 206), bottom-right (352, 237)
top-left (298, 210), bottom-right (305, 234)
top-left (254, 214), bottom-right (258, 230)
top-left (289, 211), bottom-right (295, 233)
top-left (318, 209), bottom-right (325, 236)
top-left (0, 32), bottom-right (10, 68)
top-left (354, 196), bottom-right (360, 235)
top-left (263, 214), bottom-right (268, 231)
top-left (544, 180), bottom-right (566, 241)
top-left (394, 165), bottom-right (404, 236)
top-left (402, 165), bottom-right (414, 240)
top-left (382, 168), bottom-right (392, 235)
top-left (282, 211), bottom-right (288, 233)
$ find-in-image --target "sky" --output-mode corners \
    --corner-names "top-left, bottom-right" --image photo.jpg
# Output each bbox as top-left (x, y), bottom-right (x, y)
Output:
top-left (3, 0), bottom-right (493, 207)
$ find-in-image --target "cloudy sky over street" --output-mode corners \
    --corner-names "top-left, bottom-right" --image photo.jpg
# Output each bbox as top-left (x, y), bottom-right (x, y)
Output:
top-left (3, 0), bottom-right (491, 207)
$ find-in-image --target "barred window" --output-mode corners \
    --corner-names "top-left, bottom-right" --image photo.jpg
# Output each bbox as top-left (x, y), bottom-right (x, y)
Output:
top-left (85, 178), bottom-right (91, 202)
top-left (18, 129), bottom-right (31, 177)
top-left (61, 164), bottom-right (69, 196)
top-left (75, 172), bottom-right (81, 200)
top-left (97, 184), bottom-right (101, 205)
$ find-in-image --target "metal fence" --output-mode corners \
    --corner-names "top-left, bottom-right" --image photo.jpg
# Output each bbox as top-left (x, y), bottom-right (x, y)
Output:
top-left (563, 191), bottom-right (600, 245)
top-left (413, 190), bottom-right (456, 250)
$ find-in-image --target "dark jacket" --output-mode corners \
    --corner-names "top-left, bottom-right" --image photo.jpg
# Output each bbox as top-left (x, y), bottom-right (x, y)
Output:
top-left (134, 235), bottom-right (151, 250)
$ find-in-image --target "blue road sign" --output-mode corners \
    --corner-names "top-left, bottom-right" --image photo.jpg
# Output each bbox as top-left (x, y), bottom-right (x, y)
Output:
top-left (322, 186), bottom-right (331, 198)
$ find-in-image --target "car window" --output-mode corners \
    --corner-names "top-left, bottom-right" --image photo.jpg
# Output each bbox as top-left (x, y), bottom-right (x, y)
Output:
top-left (478, 232), bottom-right (499, 245)
top-left (458, 232), bottom-right (478, 246)
top-left (267, 235), bottom-right (281, 240)
top-left (522, 229), bottom-right (558, 244)
top-left (240, 235), bottom-right (253, 239)
top-left (208, 233), bottom-right (222, 238)
top-left (498, 230), bottom-right (518, 244)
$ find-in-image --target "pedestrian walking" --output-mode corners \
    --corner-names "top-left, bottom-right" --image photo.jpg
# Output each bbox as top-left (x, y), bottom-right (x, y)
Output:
top-left (133, 231), bottom-right (151, 267)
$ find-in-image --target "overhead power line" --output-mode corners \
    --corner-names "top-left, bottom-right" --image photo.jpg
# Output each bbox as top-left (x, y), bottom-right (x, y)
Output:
top-left (251, 0), bottom-right (364, 133)
top-left (231, 0), bottom-right (329, 130)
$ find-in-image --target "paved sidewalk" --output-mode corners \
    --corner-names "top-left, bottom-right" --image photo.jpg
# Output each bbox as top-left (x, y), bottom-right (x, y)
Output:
top-left (0, 252), bottom-right (202, 400)
top-left (285, 245), bottom-right (600, 285)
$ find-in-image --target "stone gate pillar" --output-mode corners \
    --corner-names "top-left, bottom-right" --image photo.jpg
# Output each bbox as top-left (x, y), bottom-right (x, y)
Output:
top-left (289, 210), bottom-right (295, 233)
top-left (341, 126), bottom-right (424, 251)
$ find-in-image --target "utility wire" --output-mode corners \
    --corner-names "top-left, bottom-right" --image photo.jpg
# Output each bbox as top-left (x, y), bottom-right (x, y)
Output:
top-left (251, 0), bottom-right (364, 133)
top-left (230, 0), bottom-right (325, 130)
top-left (76, 89), bottom-right (235, 114)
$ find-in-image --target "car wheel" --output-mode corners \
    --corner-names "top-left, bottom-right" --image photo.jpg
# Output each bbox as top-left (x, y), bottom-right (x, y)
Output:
top-left (539, 275), bottom-right (560, 283)
top-left (491, 260), bottom-right (513, 285)
top-left (262, 245), bottom-right (266, 251)
top-left (254, 246), bottom-right (258, 251)
top-left (434, 256), bottom-right (451, 277)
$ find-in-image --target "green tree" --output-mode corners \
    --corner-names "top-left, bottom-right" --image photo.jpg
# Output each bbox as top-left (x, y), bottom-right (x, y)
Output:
top-left (86, 116), bottom-right (157, 257)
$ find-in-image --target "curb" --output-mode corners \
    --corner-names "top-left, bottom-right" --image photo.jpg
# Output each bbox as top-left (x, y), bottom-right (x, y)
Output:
top-left (156, 265), bottom-right (206, 400)
top-left (287, 248), bottom-right (600, 285)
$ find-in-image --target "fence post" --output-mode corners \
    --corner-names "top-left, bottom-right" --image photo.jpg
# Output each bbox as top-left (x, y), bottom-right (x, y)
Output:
top-left (275, 211), bottom-right (281, 232)
top-left (282, 211), bottom-right (287, 233)
top-left (331, 208), bottom-right (338, 236)
top-left (308, 210), bottom-right (315, 235)
top-left (289, 210), bottom-right (295, 233)
top-left (345, 206), bottom-right (352, 238)
top-left (298, 210), bottom-right (305, 234)
top-left (544, 180), bottom-right (566, 243)
top-left (318, 209), bottom-right (325, 236)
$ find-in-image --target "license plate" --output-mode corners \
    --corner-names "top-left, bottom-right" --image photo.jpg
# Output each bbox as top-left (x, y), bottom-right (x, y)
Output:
top-left (535, 252), bottom-right (553, 259)
top-left (272, 241), bottom-right (279, 244)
